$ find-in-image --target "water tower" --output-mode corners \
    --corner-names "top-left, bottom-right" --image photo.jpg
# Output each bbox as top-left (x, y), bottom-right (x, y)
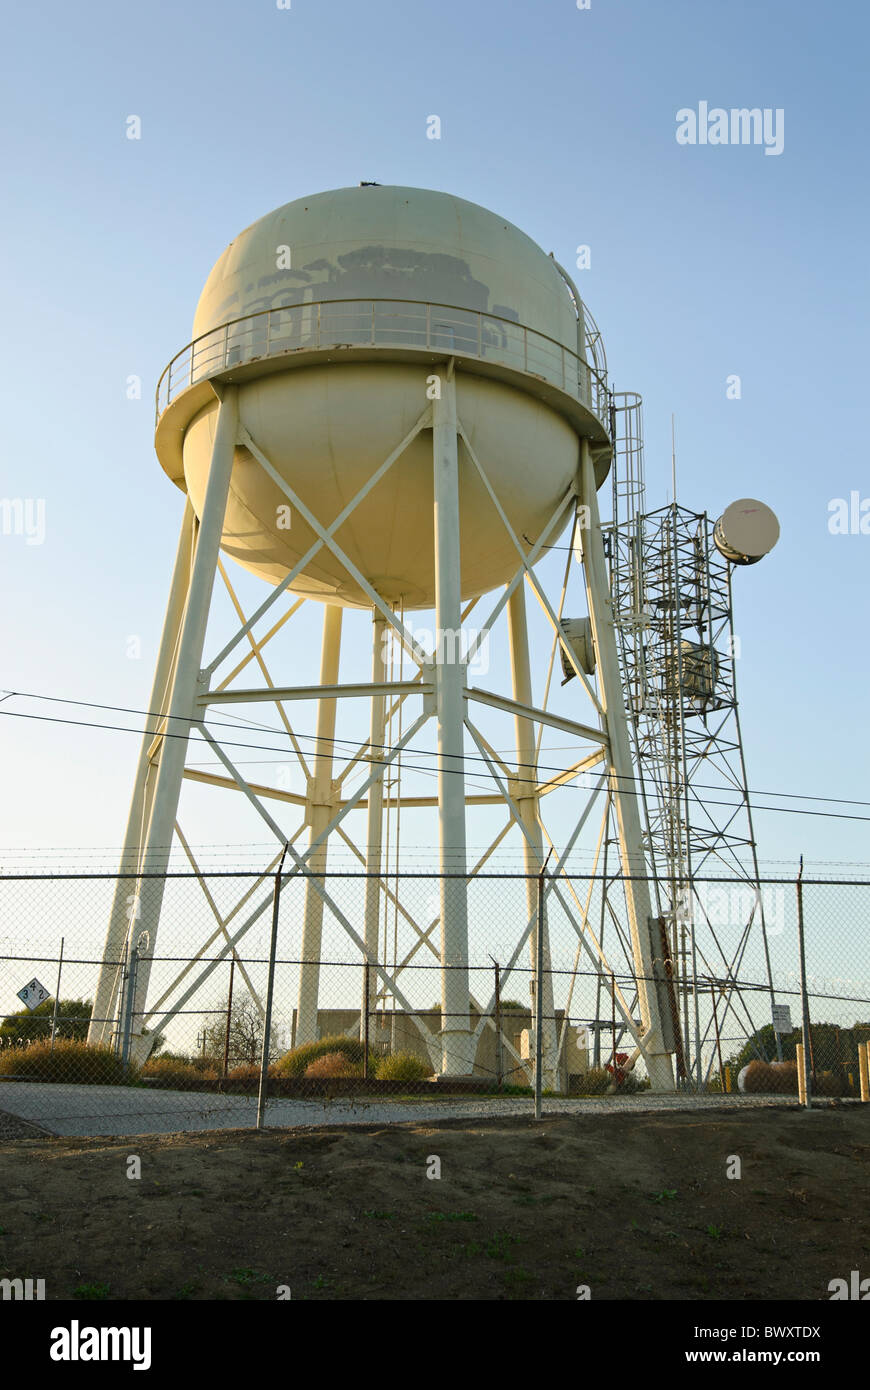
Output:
top-left (89, 184), bottom-right (680, 1088)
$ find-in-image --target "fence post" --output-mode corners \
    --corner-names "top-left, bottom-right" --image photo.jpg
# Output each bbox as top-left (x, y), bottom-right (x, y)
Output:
top-left (708, 977), bottom-right (725, 1093)
top-left (796, 1042), bottom-right (807, 1106)
top-left (112, 940), bottom-right (129, 1056)
top-left (796, 857), bottom-right (813, 1108)
top-left (859, 1042), bottom-right (870, 1103)
top-left (257, 844), bottom-right (289, 1131)
top-left (611, 971), bottom-right (616, 1077)
top-left (222, 952), bottom-right (236, 1079)
top-left (534, 852), bottom-right (551, 1121)
top-left (120, 946), bottom-right (139, 1072)
top-left (49, 937), bottom-right (64, 1051)
top-left (492, 958), bottom-right (503, 1089)
top-left (363, 960), bottom-right (370, 1080)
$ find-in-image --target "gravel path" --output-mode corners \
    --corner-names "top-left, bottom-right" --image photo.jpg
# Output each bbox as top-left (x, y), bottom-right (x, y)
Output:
top-left (0, 1083), bottom-right (841, 1138)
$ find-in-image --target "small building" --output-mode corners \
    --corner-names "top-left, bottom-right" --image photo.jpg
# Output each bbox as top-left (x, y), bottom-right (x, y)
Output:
top-left (290, 1007), bottom-right (589, 1092)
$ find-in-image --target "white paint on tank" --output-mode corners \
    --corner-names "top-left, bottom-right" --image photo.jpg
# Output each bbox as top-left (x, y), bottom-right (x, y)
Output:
top-left (193, 185), bottom-right (581, 352)
top-left (170, 185), bottom-right (599, 608)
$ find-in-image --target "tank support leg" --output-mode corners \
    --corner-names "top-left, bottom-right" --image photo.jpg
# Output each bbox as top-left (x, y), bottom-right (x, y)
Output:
top-left (361, 611), bottom-right (388, 1044)
top-left (296, 604), bottom-right (343, 1047)
top-left (432, 364), bottom-right (474, 1075)
top-left (578, 438), bottom-right (674, 1092)
top-left (87, 499), bottom-right (197, 1046)
top-left (124, 386), bottom-right (239, 1061)
top-left (507, 584), bottom-right (560, 1089)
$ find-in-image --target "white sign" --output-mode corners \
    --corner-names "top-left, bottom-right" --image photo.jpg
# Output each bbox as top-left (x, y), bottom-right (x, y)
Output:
top-left (16, 978), bottom-right (50, 1011)
top-left (772, 1004), bottom-right (792, 1034)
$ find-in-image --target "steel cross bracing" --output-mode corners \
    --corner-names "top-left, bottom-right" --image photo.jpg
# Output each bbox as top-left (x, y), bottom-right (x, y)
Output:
top-left (603, 397), bottom-right (780, 1084)
top-left (89, 367), bottom-right (679, 1089)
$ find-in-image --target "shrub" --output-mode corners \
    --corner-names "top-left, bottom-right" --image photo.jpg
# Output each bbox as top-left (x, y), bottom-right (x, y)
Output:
top-left (156, 1051), bottom-right (220, 1074)
top-left (305, 1052), bottom-right (365, 1079)
top-left (273, 1035), bottom-right (370, 1077)
top-left (742, 1059), bottom-right (798, 1094)
top-left (573, 1067), bottom-right (612, 1095)
top-left (375, 1051), bottom-right (433, 1082)
top-left (744, 1060), bottom-right (846, 1097)
top-left (620, 1070), bottom-right (650, 1093)
top-left (815, 1070), bottom-right (846, 1097)
top-left (0, 1039), bottom-right (134, 1086)
top-left (226, 1062), bottom-right (263, 1085)
top-left (142, 1057), bottom-right (218, 1087)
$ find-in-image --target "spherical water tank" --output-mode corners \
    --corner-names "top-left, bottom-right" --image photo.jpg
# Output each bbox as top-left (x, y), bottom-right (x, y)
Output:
top-left (155, 185), bottom-right (610, 609)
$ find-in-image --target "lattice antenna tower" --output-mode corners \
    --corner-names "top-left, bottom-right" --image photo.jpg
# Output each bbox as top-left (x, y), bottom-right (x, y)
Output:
top-left (605, 396), bottom-right (782, 1084)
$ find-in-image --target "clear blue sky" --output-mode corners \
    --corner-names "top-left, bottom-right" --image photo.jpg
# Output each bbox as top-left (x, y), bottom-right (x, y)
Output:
top-left (1, 0), bottom-right (868, 878)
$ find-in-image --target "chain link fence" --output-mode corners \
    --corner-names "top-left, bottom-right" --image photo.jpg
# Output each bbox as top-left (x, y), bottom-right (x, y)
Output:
top-left (0, 869), bottom-right (868, 1135)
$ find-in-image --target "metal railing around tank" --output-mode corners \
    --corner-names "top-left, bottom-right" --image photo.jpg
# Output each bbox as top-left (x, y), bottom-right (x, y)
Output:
top-left (155, 297), bottom-right (609, 425)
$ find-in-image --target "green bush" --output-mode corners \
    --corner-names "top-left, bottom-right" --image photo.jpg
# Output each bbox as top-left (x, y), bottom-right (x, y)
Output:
top-left (375, 1051), bottom-right (433, 1082)
top-left (273, 1035), bottom-right (372, 1077)
top-left (0, 998), bottom-right (93, 1045)
top-left (0, 1040), bottom-right (135, 1086)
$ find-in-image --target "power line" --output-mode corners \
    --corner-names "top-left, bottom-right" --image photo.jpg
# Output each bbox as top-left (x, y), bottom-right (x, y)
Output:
top-left (3, 843), bottom-right (869, 867)
top-left (2, 689), bottom-right (859, 809)
top-left (2, 689), bottom-right (869, 824)
top-left (2, 692), bottom-right (864, 822)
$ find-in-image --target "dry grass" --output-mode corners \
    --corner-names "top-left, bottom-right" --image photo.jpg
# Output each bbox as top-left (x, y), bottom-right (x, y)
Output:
top-left (0, 1040), bottom-right (132, 1086)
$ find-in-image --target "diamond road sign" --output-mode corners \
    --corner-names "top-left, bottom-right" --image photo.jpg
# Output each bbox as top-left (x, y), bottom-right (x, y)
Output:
top-left (16, 978), bottom-right (50, 1011)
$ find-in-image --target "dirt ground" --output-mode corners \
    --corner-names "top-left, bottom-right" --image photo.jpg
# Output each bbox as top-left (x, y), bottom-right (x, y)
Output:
top-left (1, 1103), bottom-right (868, 1301)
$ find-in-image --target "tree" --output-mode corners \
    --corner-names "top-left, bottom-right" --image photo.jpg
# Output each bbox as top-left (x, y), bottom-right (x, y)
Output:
top-left (0, 998), bottom-right (92, 1045)
top-left (725, 1020), bottom-right (870, 1074)
top-left (0, 999), bottom-right (167, 1057)
top-left (200, 995), bottom-right (282, 1068)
